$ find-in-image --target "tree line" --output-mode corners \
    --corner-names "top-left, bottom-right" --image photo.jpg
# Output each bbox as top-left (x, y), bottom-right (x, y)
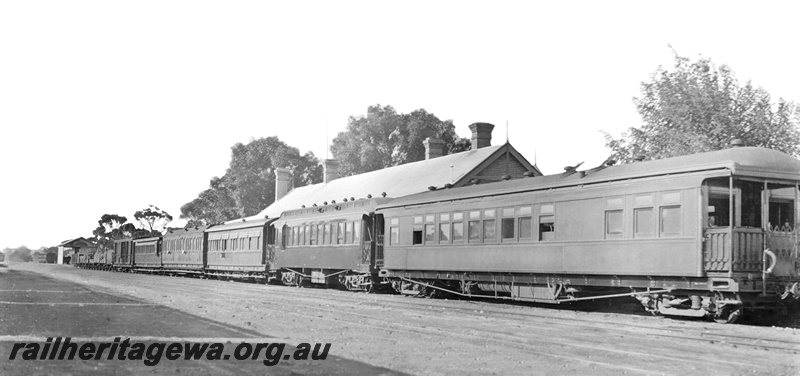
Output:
top-left (178, 106), bottom-right (468, 226)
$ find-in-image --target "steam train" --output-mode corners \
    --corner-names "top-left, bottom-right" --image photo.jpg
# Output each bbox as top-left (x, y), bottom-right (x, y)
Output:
top-left (75, 147), bottom-right (800, 323)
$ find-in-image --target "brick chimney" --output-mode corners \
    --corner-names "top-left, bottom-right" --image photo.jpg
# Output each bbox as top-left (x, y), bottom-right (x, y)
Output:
top-left (468, 122), bottom-right (494, 150)
top-left (323, 159), bottom-right (340, 184)
top-left (423, 137), bottom-right (445, 160)
top-left (275, 167), bottom-right (292, 202)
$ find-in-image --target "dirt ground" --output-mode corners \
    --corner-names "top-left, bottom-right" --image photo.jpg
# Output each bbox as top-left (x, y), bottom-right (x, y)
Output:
top-left (7, 263), bottom-right (800, 375)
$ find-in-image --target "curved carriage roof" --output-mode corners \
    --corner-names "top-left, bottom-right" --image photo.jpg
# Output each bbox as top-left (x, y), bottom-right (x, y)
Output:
top-left (379, 147), bottom-right (800, 209)
top-left (163, 225), bottom-right (209, 238)
top-left (207, 218), bottom-right (272, 233)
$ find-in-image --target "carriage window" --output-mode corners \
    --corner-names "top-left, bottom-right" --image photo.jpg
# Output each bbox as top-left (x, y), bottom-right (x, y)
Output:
top-left (740, 180), bottom-right (762, 228)
top-left (769, 201), bottom-right (794, 232)
top-left (501, 218), bottom-right (515, 240)
top-left (439, 223), bottom-right (450, 243)
top-left (501, 207), bottom-right (515, 241)
top-left (425, 224), bottom-right (435, 243)
top-left (660, 206), bottom-right (682, 237)
top-left (425, 214), bottom-right (435, 223)
top-left (606, 210), bottom-right (623, 239)
top-left (635, 208), bottom-right (654, 238)
top-left (518, 206), bottom-right (532, 240)
top-left (468, 220), bottom-right (481, 242)
top-left (390, 226), bottom-right (399, 245)
top-left (310, 225), bottom-right (317, 245)
top-left (329, 224), bottom-right (336, 244)
top-left (353, 221), bottom-right (361, 244)
top-left (483, 220), bottom-right (496, 242)
top-left (519, 217), bottom-right (532, 240)
top-left (708, 194), bottom-right (731, 227)
top-left (345, 222), bottom-right (353, 243)
top-left (539, 215), bottom-right (554, 241)
top-left (440, 213), bottom-right (450, 222)
top-left (412, 230), bottom-right (423, 245)
top-left (322, 224), bottom-right (329, 245)
top-left (337, 223), bottom-right (346, 244)
top-left (452, 221), bottom-right (464, 242)
top-left (414, 216), bottom-right (423, 225)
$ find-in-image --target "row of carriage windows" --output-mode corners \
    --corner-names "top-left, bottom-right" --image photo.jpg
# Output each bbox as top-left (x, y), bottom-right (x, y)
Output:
top-left (285, 221), bottom-right (362, 247)
top-left (208, 235), bottom-right (261, 252)
top-left (604, 206), bottom-right (682, 239)
top-left (164, 237), bottom-right (203, 253)
top-left (394, 206), bottom-right (543, 246)
top-left (391, 202), bottom-right (686, 245)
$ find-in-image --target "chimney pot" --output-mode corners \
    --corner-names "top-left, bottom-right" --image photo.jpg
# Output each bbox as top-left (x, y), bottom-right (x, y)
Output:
top-left (275, 167), bottom-right (292, 202)
top-left (323, 159), bottom-right (340, 184)
top-left (468, 122), bottom-right (495, 150)
top-left (423, 137), bottom-right (445, 159)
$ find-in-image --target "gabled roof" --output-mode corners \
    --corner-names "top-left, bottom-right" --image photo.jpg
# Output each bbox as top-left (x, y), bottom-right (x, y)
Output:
top-left (240, 144), bottom-right (539, 221)
top-left (379, 147), bottom-right (800, 209)
top-left (58, 237), bottom-right (97, 248)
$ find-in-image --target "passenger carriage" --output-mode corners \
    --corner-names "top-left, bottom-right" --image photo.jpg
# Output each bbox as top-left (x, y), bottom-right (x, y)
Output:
top-left (274, 197), bottom-right (391, 290)
top-left (161, 226), bottom-right (208, 275)
top-left (376, 147), bottom-right (800, 323)
top-left (204, 219), bottom-right (275, 281)
top-left (131, 236), bottom-right (162, 272)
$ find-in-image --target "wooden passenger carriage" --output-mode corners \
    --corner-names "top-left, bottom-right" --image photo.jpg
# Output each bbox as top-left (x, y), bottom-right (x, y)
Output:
top-left (204, 219), bottom-right (274, 281)
top-left (131, 236), bottom-right (162, 272)
top-left (161, 226), bottom-right (208, 275)
top-left (376, 147), bottom-right (800, 322)
top-left (273, 198), bottom-right (391, 290)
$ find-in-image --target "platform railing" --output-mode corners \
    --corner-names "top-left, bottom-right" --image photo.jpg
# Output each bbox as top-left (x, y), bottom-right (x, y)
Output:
top-left (704, 227), bottom-right (764, 272)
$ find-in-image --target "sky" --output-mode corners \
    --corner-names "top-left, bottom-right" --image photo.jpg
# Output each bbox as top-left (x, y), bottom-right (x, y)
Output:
top-left (2, 1), bottom-right (799, 250)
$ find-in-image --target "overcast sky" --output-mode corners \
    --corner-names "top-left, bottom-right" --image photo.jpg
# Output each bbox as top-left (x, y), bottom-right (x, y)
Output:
top-left (2, 1), bottom-right (799, 250)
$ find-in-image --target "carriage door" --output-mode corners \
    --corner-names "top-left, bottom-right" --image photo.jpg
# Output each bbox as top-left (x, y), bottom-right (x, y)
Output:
top-left (765, 182), bottom-right (798, 277)
top-left (374, 214), bottom-right (385, 270)
top-left (359, 215), bottom-right (374, 267)
top-left (265, 225), bottom-right (276, 265)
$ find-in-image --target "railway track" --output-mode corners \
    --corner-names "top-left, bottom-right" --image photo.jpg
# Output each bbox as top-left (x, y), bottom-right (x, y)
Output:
top-left (42, 266), bottom-right (799, 375)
